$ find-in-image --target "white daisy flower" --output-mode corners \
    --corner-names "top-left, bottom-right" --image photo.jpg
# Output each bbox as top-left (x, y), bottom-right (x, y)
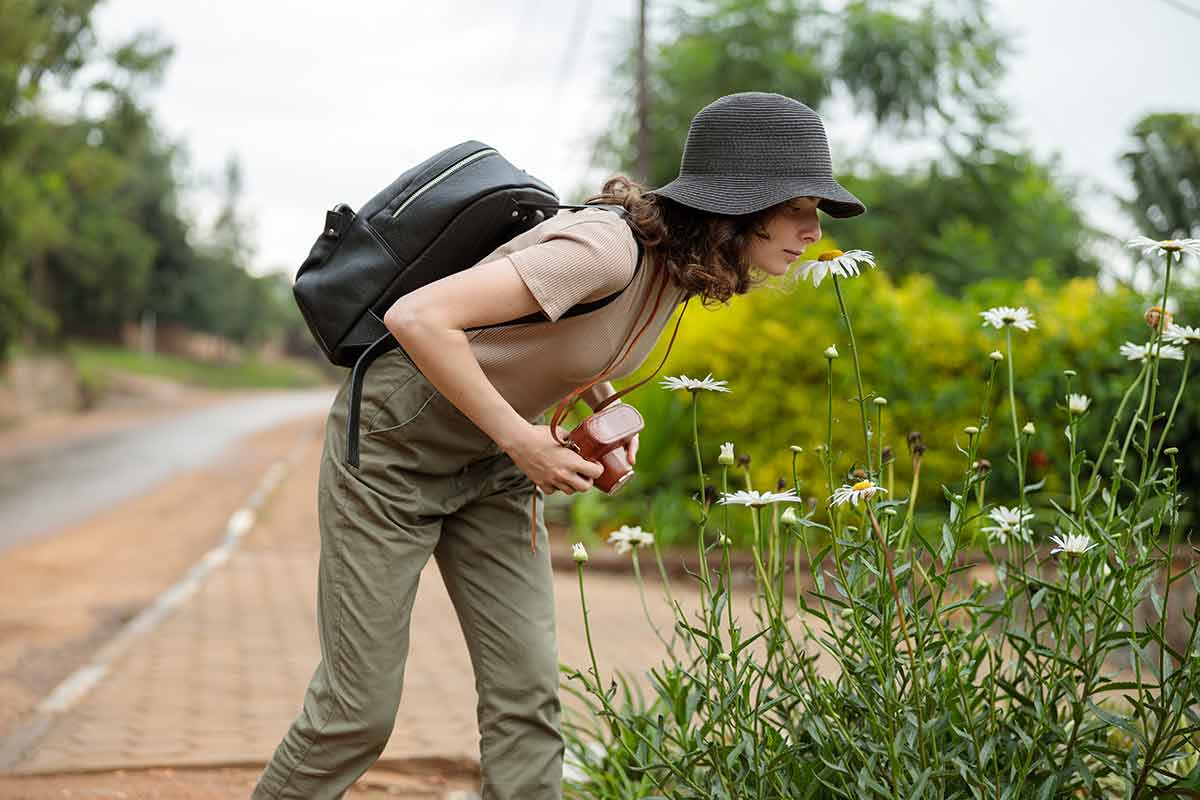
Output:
top-left (1119, 341), bottom-right (1186, 362)
top-left (718, 441), bottom-right (735, 466)
top-left (1049, 532), bottom-right (1100, 556)
top-left (1125, 235), bottom-right (1200, 263)
top-left (1163, 323), bottom-right (1200, 347)
top-left (980, 306), bottom-right (1037, 332)
top-left (659, 373), bottom-right (731, 393)
top-left (606, 524), bottom-right (654, 555)
top-left (828, 480), bottom-right (887, 508)
top-left (796, 249), bottom-right (877, 288)
top-left (1067, 393), bottom-right (1091, 414)
top-left (571, 542), bottom-right (589, 563)
top-left (981, 505), bottom-right (1034, 546)
top-left (717, 488), bottom-right (805, 508)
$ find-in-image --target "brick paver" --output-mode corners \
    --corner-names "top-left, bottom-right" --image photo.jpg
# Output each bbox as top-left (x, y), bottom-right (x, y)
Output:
top-left (2, 420), bottom-right (831, 777)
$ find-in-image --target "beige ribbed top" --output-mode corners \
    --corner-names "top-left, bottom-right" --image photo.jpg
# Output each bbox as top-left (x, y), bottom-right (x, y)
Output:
top-left (465, 206), bottom-right (689, 423)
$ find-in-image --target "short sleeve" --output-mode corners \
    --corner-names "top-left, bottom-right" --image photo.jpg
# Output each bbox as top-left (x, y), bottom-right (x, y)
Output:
top-left (504, 216), bottom-right (638, 323)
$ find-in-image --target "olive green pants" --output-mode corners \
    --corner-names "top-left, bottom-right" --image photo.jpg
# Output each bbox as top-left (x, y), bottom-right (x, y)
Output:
top-left (252, 349), bottom-right (562, 800)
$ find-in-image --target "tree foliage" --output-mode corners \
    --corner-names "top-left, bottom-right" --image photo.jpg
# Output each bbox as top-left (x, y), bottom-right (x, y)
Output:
top-left (1118, 111), bottom-right (1200, 244)
top-left (0, 0), bottom-right (297, 361)
top-left (584, 0), bottom-right (1106, 295)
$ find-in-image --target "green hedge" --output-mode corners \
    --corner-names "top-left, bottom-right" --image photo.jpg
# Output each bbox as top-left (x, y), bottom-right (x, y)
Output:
top-left (560, 251), bottom-right (1198, 549)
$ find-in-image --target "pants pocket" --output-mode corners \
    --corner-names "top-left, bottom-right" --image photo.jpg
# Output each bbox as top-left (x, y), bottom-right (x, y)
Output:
top-left (363, 353), bottom-right (440, 436)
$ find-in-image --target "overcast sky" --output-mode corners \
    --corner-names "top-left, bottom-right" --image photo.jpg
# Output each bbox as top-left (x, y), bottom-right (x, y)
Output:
top-left (86, 0), bottom-right (1200, 285)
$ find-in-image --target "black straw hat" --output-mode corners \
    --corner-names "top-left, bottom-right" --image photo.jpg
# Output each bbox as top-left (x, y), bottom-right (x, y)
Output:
top-left (646, 91), bottom-right (866, 219)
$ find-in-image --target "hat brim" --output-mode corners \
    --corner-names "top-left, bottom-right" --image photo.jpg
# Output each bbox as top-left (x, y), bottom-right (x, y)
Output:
top-left (647, 175), bottom-right (866, 218)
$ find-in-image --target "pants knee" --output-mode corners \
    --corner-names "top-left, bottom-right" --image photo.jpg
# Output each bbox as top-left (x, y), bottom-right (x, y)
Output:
top-left (357, 703), bottom-right (400, 749)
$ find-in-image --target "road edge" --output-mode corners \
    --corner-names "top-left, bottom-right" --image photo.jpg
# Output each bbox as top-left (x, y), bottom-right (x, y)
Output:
top-left (0, 426), bottom-right (316, 772)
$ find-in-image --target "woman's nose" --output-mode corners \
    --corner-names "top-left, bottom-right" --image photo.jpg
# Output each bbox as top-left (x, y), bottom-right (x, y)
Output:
top-left (801, 220), bottom-right (821, 246)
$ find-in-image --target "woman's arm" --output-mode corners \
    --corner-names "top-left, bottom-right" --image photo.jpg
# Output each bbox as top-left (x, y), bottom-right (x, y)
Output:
top-left (386, 319), bottom-right (533, 453)
top-left (383, 236), bottom-right (628, 491)
top-left (383, 255), bottom-right (550, 455)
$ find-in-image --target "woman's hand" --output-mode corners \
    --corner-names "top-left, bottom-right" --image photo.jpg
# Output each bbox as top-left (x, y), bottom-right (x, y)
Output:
top-left (625, 431), bottom-right (638, 466)
top-left (505, 423), bottom-right (605, 496)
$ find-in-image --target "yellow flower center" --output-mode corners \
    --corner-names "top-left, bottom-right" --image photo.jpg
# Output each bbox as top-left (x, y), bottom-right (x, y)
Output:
top-left (1162, 240), bottom-right (1182, 251)
top-left (851, 480), bottom-right (874, 491)
top-left (818, 249), bottom-right (844, 261)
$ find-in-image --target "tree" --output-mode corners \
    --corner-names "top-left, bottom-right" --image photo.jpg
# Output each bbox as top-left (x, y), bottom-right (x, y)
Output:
top-left (583, 0), bottom-right (1103, 295)
top-left (590, 0), bottom-right (1014, 188)
top-left (0, 0), bottom-right (103, 355)
top-left (1117, 112), bottom-right (1200, 281)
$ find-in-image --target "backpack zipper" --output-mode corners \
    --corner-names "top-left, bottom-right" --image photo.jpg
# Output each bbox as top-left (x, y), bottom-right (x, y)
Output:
top-left (390, 147), bottom-right (499, 218)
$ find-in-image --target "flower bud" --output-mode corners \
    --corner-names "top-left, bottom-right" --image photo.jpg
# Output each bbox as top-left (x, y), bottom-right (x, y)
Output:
top-left (824, 344), bottom-right (839, 359)
top-left (1145, 305), bottom-right (1174, 329)
top-left (989, 350), bottom-right (1004, 361)
top-left (780, 507), bottom-right (800, 527)
top-left (1164, 447), bottom-right (1178, 455)
top-left (789, 445), bottom-right (804, 453)
top-left (1022, 422), bottom-right (1036, 435)
top-left (1063, 369), bottom-right (1077, 378)
top-left (737, 454), bottom-right (751, 467)
top-left (873, 396), bottom-right (888, 406)
top-left (964, 425), bottom-right (979, 435)
top-left (571, 543), bottom-right (588, 563)
top-left (718, 441), bottom-right (735, 466)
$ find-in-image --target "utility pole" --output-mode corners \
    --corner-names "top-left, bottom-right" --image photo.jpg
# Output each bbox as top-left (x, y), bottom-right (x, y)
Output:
top-left (637, 0), bottom-right (650, 183)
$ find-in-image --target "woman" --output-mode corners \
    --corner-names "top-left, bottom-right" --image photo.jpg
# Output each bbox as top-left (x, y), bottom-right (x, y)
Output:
top-left (252, 91), bottom-right (865, 800)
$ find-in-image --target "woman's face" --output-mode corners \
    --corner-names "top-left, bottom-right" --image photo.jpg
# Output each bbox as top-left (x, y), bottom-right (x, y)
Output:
top-left (743, 195), bottom-right (823, 277)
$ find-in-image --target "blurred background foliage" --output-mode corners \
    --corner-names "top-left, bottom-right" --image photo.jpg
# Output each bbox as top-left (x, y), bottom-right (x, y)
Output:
top-left (562, 267), bottom-right (1200, 548)
top-left (2, 0), bottom-right (1197, 547)
top-left (558, 0), bottom-right (1200, 546)
top-left (0, 0), bottom-right (310, 362)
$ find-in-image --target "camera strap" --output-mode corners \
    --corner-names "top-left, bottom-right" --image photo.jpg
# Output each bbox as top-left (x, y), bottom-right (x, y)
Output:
top-left (526, 262), bottom-right (692, 553)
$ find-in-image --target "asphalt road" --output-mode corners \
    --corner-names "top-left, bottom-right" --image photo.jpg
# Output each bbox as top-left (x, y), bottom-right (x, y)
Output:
top-left (0, 388), bottom-right (336, 553)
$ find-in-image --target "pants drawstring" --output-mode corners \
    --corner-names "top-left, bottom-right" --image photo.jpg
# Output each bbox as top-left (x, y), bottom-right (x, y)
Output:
top-left (529, 488), bottom-right (538, 554)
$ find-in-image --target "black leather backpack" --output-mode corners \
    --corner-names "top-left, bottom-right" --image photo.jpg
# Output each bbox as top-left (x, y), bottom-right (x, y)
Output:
top-left (291, 139), bottom-right (644, 467)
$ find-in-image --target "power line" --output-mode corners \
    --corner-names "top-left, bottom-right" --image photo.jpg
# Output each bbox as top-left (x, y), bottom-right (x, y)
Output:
top-left (1155, 0), bottom-right (1200, 21)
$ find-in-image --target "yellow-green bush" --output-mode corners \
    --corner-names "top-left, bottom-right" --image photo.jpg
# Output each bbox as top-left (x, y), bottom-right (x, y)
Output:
top-left (569, 242), bottom-right (1170, 548)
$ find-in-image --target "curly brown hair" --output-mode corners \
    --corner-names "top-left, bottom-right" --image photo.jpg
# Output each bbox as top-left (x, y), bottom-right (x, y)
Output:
top-left (581, 174), bottom-right (788, 309)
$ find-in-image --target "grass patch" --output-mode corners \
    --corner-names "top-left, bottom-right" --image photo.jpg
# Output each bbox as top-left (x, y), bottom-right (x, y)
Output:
top-left (66, 341), bottom-right (332, 391)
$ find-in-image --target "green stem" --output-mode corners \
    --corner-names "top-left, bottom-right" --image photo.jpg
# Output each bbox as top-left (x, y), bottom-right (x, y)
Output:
top-left (1136, 254), bottom-right (1175, 492)
top-left (1080, 359), bottom-right (1150, 507)
top-left (691, 391), bottom-right (712, 594)
top-left (832, 274), bottom-right (872, 475)
top-left (1148, 350), bottom-right (1190, 485)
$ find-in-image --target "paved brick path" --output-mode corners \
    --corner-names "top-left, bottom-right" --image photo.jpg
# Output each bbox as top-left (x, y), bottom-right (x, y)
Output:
top-left (3, 418), bottom-right (825, 778)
